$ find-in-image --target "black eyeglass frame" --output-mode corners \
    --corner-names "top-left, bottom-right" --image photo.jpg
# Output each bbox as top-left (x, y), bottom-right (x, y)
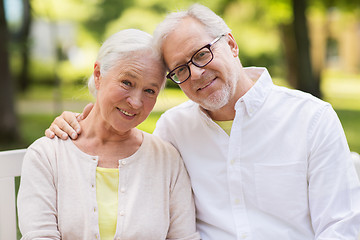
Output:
top-left (166, 34), bottom-right (226, 84)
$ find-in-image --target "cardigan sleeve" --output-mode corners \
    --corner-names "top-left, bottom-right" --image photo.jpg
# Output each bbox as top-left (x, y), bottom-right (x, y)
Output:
top-left (17, 139), bottom-right (61, 240)
top-left (166, 153), bottom-right (201, 240)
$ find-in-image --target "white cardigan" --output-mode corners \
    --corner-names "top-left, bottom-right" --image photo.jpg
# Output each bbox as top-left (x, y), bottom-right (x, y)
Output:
top-left (18, 132), bottom-right (200, 240)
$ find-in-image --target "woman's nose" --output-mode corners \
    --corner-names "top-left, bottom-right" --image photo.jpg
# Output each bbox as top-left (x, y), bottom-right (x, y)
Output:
top-left (127, 91), bottom-right (143, 109)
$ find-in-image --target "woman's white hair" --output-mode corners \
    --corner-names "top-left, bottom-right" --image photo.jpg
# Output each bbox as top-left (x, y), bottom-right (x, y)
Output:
top-left (88, 29), bottom-right (162, 97)
top-left (153, 3), bottom-right (231, 67)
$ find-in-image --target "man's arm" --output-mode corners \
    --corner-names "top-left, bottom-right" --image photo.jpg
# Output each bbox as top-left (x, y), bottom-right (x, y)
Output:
top-left (45, 103), bottom-right (93, 140)
top-left (308, 105), bottom-right (360, 238)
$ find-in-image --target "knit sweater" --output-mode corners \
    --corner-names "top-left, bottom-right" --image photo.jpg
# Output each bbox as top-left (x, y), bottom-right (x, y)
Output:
top-left (18, 132), bottom-right (200, 240)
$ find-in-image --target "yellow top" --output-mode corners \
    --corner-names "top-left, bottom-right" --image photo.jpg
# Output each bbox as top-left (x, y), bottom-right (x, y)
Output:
top-left (214, 120), bottom-right (234, 136)
top-left (96, 167), bottom-right (119, 240)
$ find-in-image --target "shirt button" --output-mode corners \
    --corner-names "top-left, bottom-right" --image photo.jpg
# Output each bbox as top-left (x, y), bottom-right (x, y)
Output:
top-left (119, 210), bottom-right (125, 216)
top-left (93, 207), bottom-right (97, 212)
top-left (234, 198), bottom-right (241, 205)
top-left (91, 184), bottom-right (95, 188)
top-left (230, 159), bottom-right (235, 165)
top-left (121, 160), bottom-right (127, 165)
top-left (120, 187), bottom-right (125, 193)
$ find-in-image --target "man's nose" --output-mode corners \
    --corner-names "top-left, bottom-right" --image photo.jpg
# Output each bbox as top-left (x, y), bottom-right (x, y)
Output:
top-left (189, 64), bottom-right (205, 81)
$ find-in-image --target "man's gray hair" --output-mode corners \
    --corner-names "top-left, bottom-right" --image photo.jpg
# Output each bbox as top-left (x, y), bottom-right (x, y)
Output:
top-left (153, 3), bottom-right (231, 67)
top-left (88, 29), bottom-right (161, 97)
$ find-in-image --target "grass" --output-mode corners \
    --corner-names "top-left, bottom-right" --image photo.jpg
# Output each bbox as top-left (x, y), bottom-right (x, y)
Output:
top-left (322, 70), bottom-right (360, 153)
top-left (335, 109), bottom-right (360, 152)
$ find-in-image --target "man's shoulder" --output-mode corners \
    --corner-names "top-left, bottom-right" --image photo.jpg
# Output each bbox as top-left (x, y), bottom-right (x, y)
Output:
top-left (160, 100), bottom-right (199, 120)
top-left (154, 100), bottom-right (201, 141)
top-left (272, 85), bottom-right (329, 107)
top-left (165, 100), bottom-right (197, 112)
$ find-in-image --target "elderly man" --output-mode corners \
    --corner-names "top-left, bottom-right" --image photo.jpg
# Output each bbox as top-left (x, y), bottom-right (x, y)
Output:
top-left (46, 4), bottom-right (360, 240)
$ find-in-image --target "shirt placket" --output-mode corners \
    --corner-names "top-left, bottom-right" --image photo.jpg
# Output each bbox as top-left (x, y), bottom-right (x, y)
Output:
top-left (115, 159), bottom-right (127, 239)
top-left (227, 101), bottom-right (252, 240)
top-left (90, 156), bottom-right (101, 240)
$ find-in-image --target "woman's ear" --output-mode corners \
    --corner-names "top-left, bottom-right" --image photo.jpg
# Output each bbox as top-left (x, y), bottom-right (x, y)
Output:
top-left (226, 33), bottom-right (239, 58)
top-left (94, 61), bottom-right (101, 90)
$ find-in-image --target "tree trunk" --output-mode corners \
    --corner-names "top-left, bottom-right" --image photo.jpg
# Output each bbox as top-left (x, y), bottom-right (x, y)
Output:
top-left (0, 0), bottom-right (20, 144)
top-left (18, 0), bottom-right (32, 92)
top-left (292, 0), bottom-right (321, 98)
top-left (279, 23), bottom-right (299, 89)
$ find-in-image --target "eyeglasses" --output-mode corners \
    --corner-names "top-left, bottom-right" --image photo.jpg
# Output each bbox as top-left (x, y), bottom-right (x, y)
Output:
top-left (166, 34), bottom-right (226, 84)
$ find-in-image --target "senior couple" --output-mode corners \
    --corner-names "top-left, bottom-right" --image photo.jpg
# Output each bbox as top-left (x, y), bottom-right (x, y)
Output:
top-left (18, 3), bottom-right (360, 240)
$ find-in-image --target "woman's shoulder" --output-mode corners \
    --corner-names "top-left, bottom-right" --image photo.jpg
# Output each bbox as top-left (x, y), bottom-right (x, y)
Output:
top-left (140, 132), bottom-right (186, 175)
top-left (142, 132), bottom-right (181, 157)
top-left (28, 136), bottom-right (55, 151)
top-left (26, 136), bottom-right (76, 162)
top-left (28, 136), bottom-right (67, 151)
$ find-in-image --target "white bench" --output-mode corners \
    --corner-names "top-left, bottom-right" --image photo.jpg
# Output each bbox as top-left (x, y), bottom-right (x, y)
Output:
top-left (0, 149), bottom-right (26, 240)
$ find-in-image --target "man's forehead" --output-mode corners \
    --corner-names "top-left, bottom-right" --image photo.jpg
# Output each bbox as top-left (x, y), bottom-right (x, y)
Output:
top-left (162, 20), bottom-right (213, 67)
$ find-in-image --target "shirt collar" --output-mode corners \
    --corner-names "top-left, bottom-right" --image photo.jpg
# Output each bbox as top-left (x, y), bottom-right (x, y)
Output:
top-left (235, 67), bottom-right (273, 117)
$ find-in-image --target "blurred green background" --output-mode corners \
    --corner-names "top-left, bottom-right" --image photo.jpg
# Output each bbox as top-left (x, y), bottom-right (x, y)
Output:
top-left (1, 0), bottom-right (360, 153)
top-left (1, 1), bottom-right (359, 239)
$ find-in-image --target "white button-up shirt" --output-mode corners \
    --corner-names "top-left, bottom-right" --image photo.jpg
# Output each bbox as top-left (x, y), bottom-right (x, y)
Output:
top-left (154, 67), bottom-right (360, 240)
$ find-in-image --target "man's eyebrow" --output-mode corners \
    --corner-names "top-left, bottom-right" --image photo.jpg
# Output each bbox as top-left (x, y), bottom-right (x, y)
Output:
top-left (170, 43), bottom-right (207, 69)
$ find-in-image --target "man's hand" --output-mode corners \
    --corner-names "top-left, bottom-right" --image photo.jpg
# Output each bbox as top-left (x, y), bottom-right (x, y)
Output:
top-left (45, 103), bottom-right (94, 140)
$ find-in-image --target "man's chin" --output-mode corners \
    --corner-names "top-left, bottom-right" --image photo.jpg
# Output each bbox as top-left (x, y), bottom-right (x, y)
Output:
top-left (200, 94), bottom-right (229, 112)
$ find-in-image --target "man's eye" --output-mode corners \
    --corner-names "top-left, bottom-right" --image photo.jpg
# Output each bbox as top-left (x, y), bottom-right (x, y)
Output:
top-left (175, 66), bottom-right (187, 76)
top-left (198, 52), bottom-right (206, 57)
top-left (194, 50), bottom-right (210, 60)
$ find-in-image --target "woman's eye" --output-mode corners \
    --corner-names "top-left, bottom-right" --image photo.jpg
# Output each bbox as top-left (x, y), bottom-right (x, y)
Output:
top-left (122, 80), bottom-right (132, 86)
top-left (145, 89), bottom-right (155, 94)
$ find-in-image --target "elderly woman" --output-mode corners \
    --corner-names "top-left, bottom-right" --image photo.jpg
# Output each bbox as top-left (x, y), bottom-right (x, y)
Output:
top-left (17, 29), bottom-right (200, 240)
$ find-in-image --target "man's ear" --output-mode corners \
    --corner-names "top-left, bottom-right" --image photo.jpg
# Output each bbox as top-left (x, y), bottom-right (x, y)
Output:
top-left (226, 33), bottom-right (239, 58)
top-left (94, 61), bottom-right (101, 90)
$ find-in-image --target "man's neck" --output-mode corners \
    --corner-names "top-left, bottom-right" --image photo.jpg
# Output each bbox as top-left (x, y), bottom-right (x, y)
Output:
top-left (205, 71), bottom-right (255, 121)
top-left (201, 103), bottom-right (236, 121)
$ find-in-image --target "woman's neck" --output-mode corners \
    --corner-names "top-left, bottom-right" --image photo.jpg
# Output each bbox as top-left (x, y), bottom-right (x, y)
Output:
top-left (72, 104), bottom-right (143, 167)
